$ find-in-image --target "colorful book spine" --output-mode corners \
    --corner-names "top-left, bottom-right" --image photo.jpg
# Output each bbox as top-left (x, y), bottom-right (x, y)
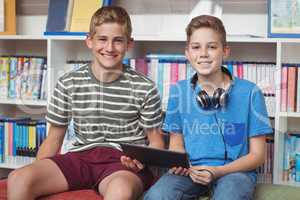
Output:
top-left (287, 65), bottom-right (297, 112)
top-left (69, 0), bottom-right (103, 32)
top-left (46, 0), bottom-right (70, 33)
top-left (0, 120), bottom-right (4, 162)
top-left (0, 57), bottom-right (9, 98)
top-left (281, 65), bottom-right (288, 112)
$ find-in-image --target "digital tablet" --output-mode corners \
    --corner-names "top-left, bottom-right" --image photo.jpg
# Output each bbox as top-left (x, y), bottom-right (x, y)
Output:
top-left (120, 143), bottom-right (189, 168)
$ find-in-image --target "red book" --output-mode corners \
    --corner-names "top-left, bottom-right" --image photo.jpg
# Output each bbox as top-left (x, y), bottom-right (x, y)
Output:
top-left (287, 65), bottom-right (297, 112)
top-left (280, 65), bottom-right (288, 112)
top-left (135, 58), bottom-right (148, 76)
top-left (170, 62), bottom-right (179, 85)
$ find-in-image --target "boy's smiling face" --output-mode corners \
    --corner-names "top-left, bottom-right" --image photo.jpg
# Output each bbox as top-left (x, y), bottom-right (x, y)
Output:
top-left (86, 22), bottom-right (132, 73)
top-left (185, 27), bottom-right (229, 77)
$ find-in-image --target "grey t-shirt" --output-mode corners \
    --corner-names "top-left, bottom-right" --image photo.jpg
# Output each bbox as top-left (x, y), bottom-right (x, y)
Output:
top-left (46, 64), bottom-right (163, 152)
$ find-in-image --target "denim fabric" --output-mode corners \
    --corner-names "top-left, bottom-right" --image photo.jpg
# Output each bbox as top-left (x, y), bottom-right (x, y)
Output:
top-left (144, 172), bottom-right (255, 200)
top-left (211, 172), bottom-right (255, 200)
top-left (144, 173), bottom-right (208, 200)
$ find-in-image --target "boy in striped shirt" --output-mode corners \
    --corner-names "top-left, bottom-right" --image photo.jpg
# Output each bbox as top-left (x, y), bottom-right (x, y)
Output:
top-left (8, 6), bottom-right (164, 200)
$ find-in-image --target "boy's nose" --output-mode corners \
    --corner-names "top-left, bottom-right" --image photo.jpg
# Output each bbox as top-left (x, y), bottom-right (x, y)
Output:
top-left (105, 41), bottom-right (114, 51)
top-left (200, 48), bottom-right (208, 57)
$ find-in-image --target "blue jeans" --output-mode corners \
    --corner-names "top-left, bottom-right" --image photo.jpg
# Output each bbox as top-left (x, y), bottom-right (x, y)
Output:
top-left (144, 172), bottom-right (255, 200)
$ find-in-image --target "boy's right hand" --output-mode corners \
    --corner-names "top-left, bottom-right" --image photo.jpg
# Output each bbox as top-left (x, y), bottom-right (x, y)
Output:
top-left (120, 156), bottom-right (145, 172)
top-left (168, 166), bottom-right (189, 176)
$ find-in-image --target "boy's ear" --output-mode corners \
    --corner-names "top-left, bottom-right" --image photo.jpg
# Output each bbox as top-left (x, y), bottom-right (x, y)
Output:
top-left (185, 46), bottom-right (190, 61)
top-left (85, 35), bottom-right (93, 49)
top-left (127, 38), bottom-right (134, 49)
top-left (223, 46), bottom-right (230, 59)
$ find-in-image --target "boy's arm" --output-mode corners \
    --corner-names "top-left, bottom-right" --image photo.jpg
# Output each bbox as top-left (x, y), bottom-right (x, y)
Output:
top-left (168, 132), bottom-right (185, 152)
top-left (213, 135), bottom-right (266, 177)
top-left (36, 124), bottom-right (67, 160)
top-left (146, 128), bottom-right (165, 149)
top-left (190, 135), bottom-right (266, 183)
top-left (168, 132), bottom-right (189, 175)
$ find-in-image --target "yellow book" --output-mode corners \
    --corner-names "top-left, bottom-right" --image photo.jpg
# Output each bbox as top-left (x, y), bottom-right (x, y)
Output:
top-left (0, 0), bottom-right (16, 35)
top-left (28, 125), bottom-right (36, 150)
top-left (70, 0), bottom-right (103, 32)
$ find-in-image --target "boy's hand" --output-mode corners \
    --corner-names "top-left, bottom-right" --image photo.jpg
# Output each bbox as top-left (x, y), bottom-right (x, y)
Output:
top-left (168, 166), bottom-right (189, 176)
top-left (120, 156), bottom-right (145, 172)
top-left (189, 166), bottom-right (216, 185)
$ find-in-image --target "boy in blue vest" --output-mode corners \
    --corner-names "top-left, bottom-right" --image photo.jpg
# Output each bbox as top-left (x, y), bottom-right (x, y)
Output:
top-left (145, 15), bottom-right (272, 200)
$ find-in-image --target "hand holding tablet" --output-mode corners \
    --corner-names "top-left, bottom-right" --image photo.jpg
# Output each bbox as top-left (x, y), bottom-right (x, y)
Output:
top-left (120, 143), bottom-right (189, 168)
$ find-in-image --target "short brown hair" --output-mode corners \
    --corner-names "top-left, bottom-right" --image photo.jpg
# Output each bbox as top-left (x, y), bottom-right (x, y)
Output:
top-left (89, 6), bottom-right (132, 39)
top-left (186, 15), bottom-right (226, 46)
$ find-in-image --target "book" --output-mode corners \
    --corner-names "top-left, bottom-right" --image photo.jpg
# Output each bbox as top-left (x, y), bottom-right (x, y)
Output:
top-left (0, 0), bottom-right (16, 35)
top-left (287, 65), bottom-right (297, 112)
top-left (0, 0), bottom-right (4, 32)
top-left (46, 0), bottom-right (71, 33)
top-left (102, 0), bottom-right (112, 6)
top-left (281, 65), bottom-right (288, 112)
top-left (69, 0), bottom-right (103, 33)
top-left (297, 65), bottom-right (300, 112)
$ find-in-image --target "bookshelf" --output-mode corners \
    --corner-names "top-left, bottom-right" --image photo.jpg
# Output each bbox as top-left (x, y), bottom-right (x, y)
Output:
top-left (0, 0), bottom-right (299, 186)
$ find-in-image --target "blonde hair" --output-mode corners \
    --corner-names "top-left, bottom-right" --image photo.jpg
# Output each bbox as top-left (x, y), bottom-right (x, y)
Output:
top-left (186, 15), bottom-right (226, 46)
top-left (89, 6), bottom-right (132, 39)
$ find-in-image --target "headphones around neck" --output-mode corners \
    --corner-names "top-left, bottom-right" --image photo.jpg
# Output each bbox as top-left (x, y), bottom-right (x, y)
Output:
top-left (191, 67), bottom-right (233, 110)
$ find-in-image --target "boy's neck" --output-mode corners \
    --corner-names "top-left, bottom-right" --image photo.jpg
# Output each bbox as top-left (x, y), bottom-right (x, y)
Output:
top-left (91, 62), bottom-right (123, 83)
top-left (197, 69), bottom-right (230, 96)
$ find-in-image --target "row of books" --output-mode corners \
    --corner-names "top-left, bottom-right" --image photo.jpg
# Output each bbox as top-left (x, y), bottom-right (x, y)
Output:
top-left (0, 118), bottom-right (47, 162)
top-left (257, 138), bottom-right (274, 184)
top-left (45, 0), bottom-right (112, 35)
top-left (283, 132), bottom-right (300, 182)
top-left (223, 61), bottom-right (276, 96)
top-left (0, 56), bottom-right (47, 100)
top-left (280, 64), bottom-right (300, 112)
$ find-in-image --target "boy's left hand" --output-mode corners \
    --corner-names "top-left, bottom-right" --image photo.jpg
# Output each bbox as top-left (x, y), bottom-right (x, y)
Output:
top-left (189, 166), bottom-right (217, 185)
top-left (120, 156), bottom-right (145, 172)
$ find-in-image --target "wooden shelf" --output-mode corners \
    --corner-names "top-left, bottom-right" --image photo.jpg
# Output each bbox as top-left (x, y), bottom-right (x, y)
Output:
top-left (0, 156), bottom-right (35, 169)
top-left (0, 99), bottom-right (47, 106)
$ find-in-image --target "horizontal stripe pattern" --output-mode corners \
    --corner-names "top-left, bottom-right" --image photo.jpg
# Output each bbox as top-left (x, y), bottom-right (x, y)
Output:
top-left (46, 64), bottom-right (163, 152)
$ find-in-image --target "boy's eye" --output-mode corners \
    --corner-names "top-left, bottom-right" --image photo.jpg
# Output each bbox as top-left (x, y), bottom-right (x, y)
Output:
top-left (191, 45), bottom-right (200, 50)
top-left (208, 45), bottom-right (217, 49)
top-left (114, 38), bottom-right (125, 44)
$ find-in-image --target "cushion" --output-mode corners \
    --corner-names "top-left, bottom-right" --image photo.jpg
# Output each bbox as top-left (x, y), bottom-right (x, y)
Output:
top-left (253, 183), bottom-right (299, 200)
top-left (0, 179), bottom-right (102, 200)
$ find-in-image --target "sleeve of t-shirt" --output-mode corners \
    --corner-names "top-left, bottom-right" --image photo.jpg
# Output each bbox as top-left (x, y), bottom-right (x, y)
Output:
top-left (46, 78), bottom-right (72, 126)
top-left (162, 84), bottom-right (182, 134)
top-left (139, 84), bottom-right (163, 128)
top-left (248, 86), bottom-right (273, 137)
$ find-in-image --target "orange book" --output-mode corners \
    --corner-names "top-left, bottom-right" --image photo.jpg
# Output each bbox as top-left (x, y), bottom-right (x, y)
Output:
top-left (0, 0), bottom-right (16, 35)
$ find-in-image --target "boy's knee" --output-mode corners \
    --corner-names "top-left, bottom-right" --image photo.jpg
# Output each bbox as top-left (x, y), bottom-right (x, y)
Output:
top-left (104, 176), bottom-right (142, 200)
top-left (8, 167), bottom-right (34, 189)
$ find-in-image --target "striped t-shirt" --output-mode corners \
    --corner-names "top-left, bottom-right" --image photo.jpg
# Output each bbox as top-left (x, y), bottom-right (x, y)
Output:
top-left (46, 64), bottom-right (163, 152)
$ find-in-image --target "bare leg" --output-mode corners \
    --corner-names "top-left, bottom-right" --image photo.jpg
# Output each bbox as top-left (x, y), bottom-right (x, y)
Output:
top-left (7, 159), bottom-right (68, 200)
top-left (98, 170), bottom-right (144, 200)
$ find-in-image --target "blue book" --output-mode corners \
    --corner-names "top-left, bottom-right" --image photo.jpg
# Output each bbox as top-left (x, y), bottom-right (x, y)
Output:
top-left (0, 121), bottom-right (4, 162)
top-left (102, 0), bottom-right (112, 6)
top-left (46, 0), bottom-right (70, 32)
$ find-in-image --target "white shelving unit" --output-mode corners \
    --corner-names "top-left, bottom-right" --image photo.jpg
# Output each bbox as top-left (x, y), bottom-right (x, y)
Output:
top-left (0, 0), bottom-right (300, 187)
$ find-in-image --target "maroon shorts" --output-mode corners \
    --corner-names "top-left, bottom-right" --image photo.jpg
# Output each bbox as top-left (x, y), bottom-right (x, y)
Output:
top-left (49, 147), bottom-right (154, 191)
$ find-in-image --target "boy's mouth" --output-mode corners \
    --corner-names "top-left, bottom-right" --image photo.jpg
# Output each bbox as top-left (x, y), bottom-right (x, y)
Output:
top-left (197, 61), bottom-right (212, 64)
